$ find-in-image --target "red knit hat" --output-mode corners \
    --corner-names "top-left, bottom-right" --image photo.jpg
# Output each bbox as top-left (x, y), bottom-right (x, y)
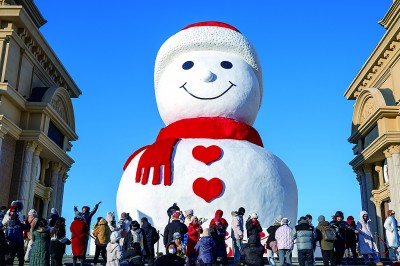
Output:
top-left (154, 21), bottom-right (263, 103)
top-left (9, 206), bottom-right (17, 213)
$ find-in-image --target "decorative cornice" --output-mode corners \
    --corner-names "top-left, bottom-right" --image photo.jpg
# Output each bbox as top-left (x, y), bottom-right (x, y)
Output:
top-left (354, 168), bottom-right (363, 184)
top-left (14, 0), bottom-right (47, 28)
top-left (50, 161), bottom-right (61, 172)
top-left (345, 25), bottom-right (400, 100)
top-left (33, 145), bottom-right (42, 156)
top-left (383, 144), bottom-right (400, 158)
top-left (378, 0), bottom-right (400, 29)
top-left (371, 183), bottom-right (391, 205)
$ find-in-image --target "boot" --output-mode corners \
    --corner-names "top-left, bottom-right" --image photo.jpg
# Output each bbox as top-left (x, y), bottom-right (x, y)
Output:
top-left (375, 262), bottom-right (383, 266)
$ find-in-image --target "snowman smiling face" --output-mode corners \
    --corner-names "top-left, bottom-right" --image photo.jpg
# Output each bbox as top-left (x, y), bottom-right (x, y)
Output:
top-left (156, 50), bottom-right (261, 126)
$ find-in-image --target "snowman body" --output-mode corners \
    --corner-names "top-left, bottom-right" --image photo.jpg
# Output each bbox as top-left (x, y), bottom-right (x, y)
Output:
top-left (116, 22), bottom-right (298, 253)
top-left (118, 138), bottom-right (297, 229)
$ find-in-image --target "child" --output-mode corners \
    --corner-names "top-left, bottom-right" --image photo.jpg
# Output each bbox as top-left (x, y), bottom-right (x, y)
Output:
top-left (194, 228), bottom-right (215, 266)
top-left (107, 231), bottom-right (123, 266)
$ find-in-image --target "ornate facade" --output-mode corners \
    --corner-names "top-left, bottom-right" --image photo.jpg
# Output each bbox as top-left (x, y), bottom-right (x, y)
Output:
top-left (345, 0), bottom-right (400, 254)
top-left (0, 0), bottom-right (81, 217)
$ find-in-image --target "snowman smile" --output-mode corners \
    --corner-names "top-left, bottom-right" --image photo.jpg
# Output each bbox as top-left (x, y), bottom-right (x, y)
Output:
top-left (180, 81), bottom-right (236, 100)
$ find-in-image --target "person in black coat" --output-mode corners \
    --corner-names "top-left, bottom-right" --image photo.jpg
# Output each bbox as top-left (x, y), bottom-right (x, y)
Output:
top-left (0, 227), bottom-right (7, 265)
top-left (167, 203), bottom-right (180, 223)
top-left (330, 211), bottom-right (358, 265)
top-left (141, 217), bottom-right (160, 266)
top-left (210, 218), bottom-right (228, 264)
top-left (123, 220), bottom-right (149, 259)
top-left (345, 216), bottom-right (358, 264)
top-left (240, 234), bottom-right (265, 266)
top-left (163, 212), bottom-right (188, 247)
top-left (50, 217), bottom-right (70, 266)
top-left (155, 242), bottom-right (185, 266)
top-left (246, 213), bottom-right (262, 243)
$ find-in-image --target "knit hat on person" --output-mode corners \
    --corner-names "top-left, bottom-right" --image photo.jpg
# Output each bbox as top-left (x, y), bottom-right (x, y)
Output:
top-left (238, 207), bottom-right (245, 216)
top-left (184, 209), bottom-right (194, 217)
top-left (50, 208), bottom-right (58, 215)
top-left (317, 215), bottom-right (325, 222)
top-left (121, 212), bottom-right (127, 219)
top-left (191, 216), bottom-right (198, 222)
top-left (250, 212), bottom-right (258, 219)
top-left (335, 211), bottom-right (344, 218)
top-left (28, 209), bottom-right (37, 217)
top-left (173, 232), bottom-right (181, 240)
top-left (9, 206), bottom-right (17, 213)
top-left (202, 228), bottom-right (210, 237)
top-left (130, 220), bottom-right (140, 229)
top-left (154, 21), bottom-right (263, 104)
top-left (274, 215), bottom-right (282, 225)
top-left (281, 218), bottom-right (290, 225)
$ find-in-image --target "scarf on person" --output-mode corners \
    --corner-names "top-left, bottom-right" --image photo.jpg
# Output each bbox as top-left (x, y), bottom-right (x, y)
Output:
top-left (123, 117), bottom-right (263, 186)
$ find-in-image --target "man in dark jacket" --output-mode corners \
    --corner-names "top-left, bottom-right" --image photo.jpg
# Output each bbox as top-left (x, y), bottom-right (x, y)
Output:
top-left (330, 211), bottom-right (358, 265)
top-left (291, 217), bottom-right (315, 266)
top-left (0, 226), bottom-right (7, 265)
top-left (163, 211), bottom-right (188, 247)
top-left (73, 201), bottom-right (101, 226)
top-left (141, 217), bottom-right (160, 266)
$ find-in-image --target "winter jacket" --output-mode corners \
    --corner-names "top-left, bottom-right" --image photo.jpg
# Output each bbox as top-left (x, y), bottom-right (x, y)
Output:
top-left (275, 224), bottom-right (294, 250)
top-left (163, 219), bottom-right (188, 246)
top-left (194, 236), bottom-right (215, 264)
top-left (49, 224), bottom-right (67, 261)
top-left (345, 220), bottom-right (358, 248)
top-left (123, 228), bottom-right (148, 255)
top-left (231, 211), bottom-right (244, 239)
top-left (357, 211), bottom-right (378, 255)
top-left (316, 221), bottom-right (334, 251)
top-left (266, 224), bottom-right (280, 250)
top-left (70, 218), bottom-right (89, 257)
top-left (93, 219), bottom-right (111, 246)
top-left (246, 218), bottom-right (263, 240)
top-left (25, 215), bottom-right (38, 240)
top-left (30, 227), bottom-right (51, 266)
top-left (155, 254), bottom-right (185, 266)
top-left (5, 218), bottom-right (30, 247)
top-left (330, 220), bottom-right (356, 242)
top-left (141, 220), bottom-right (159, 255)
top-left (187, 222), bottom-right (202, 255)
top-left (291, 220), bottom-right (314, 250)
top-left (384, 216), bottom-right (400, 248)
top-left (106, 232), bottom-right (123, 266)
top-left (240, 235), bottom-right (265, 266)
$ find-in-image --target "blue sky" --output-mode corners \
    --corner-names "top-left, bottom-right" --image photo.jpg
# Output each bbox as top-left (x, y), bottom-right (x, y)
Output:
top-left (34, 0), bottom-right (391, 234)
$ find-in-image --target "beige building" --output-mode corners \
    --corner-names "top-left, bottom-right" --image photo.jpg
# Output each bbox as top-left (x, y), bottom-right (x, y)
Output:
top-left (0, 0), bottom-right (81, 218)
top-left (345, 0), bottom-right (400, 254)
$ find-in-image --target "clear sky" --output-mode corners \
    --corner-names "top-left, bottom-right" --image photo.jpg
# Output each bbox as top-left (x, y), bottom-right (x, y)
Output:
top-left (34, 0), bottom-right (391, 238)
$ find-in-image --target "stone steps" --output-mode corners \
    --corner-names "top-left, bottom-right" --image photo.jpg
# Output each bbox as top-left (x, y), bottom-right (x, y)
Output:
top-left (14, 256), bottom-right (394, 265)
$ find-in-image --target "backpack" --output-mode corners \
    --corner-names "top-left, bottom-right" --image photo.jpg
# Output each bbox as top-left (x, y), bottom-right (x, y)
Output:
top-left (6, 223), bottom-right (23, 245)
top-left (321, 226), bottom-right (337, 241)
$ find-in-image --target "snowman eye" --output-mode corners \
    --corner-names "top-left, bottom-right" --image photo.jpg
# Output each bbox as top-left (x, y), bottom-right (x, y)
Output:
top-left (220, 61), bottom-right (233, 69)
top-left (182, 61), bottom-right (194, 70)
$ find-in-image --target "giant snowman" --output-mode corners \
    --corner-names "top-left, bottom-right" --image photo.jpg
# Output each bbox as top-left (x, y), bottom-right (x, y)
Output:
top-left (117, 21), bottom-right (298, 244)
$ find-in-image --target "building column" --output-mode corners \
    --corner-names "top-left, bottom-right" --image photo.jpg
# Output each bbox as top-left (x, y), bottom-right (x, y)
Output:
top-left (355, 168), bottom-right (367, 211)
top-left (55, 168), bottom-right (66, 213)
top-left (49, 162), bottom-right (61, 212)
top-left (42, 187), bottom-right (52, 219)
top-left (363, 164), bottom-right (379, 235)
top-left (0, 131), bottom-right (4, 161)
top-left (384, 145), bottom-right (400, 215)
top-left (18, 141), bottom-right (37, 215)
top-left (58, 173), bottom-right (68, 215)
top-left (27, 146), bottom-right (42, 212)
top-left (373, 199), bottom-right (385, 254)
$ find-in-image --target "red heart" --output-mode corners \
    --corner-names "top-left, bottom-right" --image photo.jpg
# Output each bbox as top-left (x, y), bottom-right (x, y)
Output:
top-left (192, 145), bottom-right (222, 165)
top-left (192, 177), bottom-right (224, 202)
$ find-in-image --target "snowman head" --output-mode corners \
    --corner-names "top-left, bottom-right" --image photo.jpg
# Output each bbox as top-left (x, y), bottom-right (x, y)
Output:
top-left (155, 22), bottom-right (263, 126)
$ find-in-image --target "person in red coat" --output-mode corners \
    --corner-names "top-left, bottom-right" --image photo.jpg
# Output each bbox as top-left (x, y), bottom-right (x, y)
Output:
top-left (209, 210), bottom-right (228, 228)
top-left (70, 213), bottom-right (89, 266)
top-left (186, 216), bottom-right (203, 259)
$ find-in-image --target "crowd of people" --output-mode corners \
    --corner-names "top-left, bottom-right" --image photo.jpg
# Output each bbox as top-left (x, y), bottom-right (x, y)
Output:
top-left (1, 200), bottom-right (400, 266)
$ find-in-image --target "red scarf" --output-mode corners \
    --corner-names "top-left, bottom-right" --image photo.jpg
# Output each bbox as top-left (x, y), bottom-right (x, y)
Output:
top-left (123, 117), bottom-right (263, 186)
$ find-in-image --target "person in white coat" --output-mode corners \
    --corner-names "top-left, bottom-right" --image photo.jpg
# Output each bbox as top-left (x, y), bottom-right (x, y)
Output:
top-left (106, 231), bottom-right (123, 266)
top-left (356, 211), bottom-right (383, 266)
top-left (384, 210), bottom-right (400, 262)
